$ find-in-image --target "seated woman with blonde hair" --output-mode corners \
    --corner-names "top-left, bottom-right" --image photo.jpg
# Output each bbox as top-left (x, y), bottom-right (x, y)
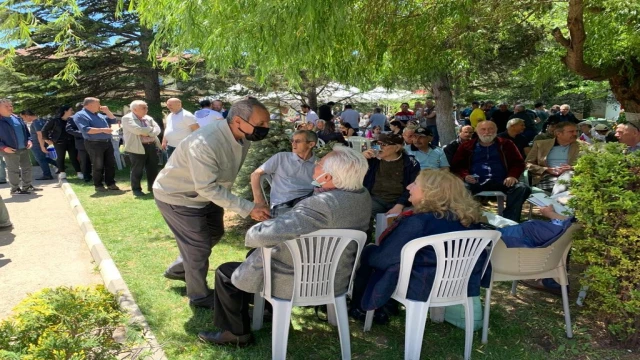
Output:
top-left (349, 169), bottom-right (489, 323)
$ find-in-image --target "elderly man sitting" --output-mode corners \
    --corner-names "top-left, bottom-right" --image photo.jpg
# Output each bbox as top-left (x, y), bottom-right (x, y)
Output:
top-left (250, 130), bottom-right (317, 217)
top-left (451, 120), bottom-right (531, 222)
top-left (615, 118), bottom-right (640, 153)
top-left (404, 127), bottom-right (449, 170)
top-left (498, 118), bottom-right (530, 158)
top-left (402, 126), bottom-right (417, 146)
top-left (443, 125), bottom-right (474, 164)
top-left (198, 146), bottom-right (371, 346)
top-left (525, 121), bottom-right (580, 195)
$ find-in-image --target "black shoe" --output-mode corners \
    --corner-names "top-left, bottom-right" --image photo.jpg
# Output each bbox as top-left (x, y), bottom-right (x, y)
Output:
top-left (132, 190), bottom-right (146, 197)
top-left (198, 331), bottom-right (253, 347)
top-left (348, 307), bottom-right (389, 325)
top-left (107, 184), bottom-right (120, 191)
top-left (23, 185), bottom-right (42, 192)
top-left (95, 186), bottom-right (108, 192)
top-left (10, 188), bottom-right (30, 195)
top-left (0, 181), bottom-right (7, 184)
top-left (163, 272), bottom-right (186, 282)
top-left (84, 177), bottom-right (92, 183)
top-left (0, 223), bottom-right (13, 231)
top-left (36, 176), bottom-right (54, 181)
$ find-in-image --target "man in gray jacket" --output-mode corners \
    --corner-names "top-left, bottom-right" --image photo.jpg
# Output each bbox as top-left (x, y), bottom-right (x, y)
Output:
top-left (198, 146), bottom-right (371, 346)
top-left (153, 98), bottom-right (271, 309)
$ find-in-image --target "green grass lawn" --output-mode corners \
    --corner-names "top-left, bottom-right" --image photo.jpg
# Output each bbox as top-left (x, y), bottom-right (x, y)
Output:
top-left (67, 171), bottom-right (630, 360)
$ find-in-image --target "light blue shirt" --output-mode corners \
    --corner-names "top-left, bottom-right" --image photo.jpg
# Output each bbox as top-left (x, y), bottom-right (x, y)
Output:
top-left (546, 144), bottom-right (570, 168)
top-left (74, 109), bottom-right (117, 140)
top-left (368, 113), bottom-right (386, 128)
top-left (9, 116), bottom-right (26, 149)
top-left (340, 109), bottom-right (360, 129)
top-left (404, 145), bottom-right (449, 170)
top-left (259, 152), bottom-right (316, 207)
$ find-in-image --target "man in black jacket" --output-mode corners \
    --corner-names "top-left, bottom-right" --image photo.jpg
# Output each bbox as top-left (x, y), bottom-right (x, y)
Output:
top-left (443, 125), bottom-right (474, 164)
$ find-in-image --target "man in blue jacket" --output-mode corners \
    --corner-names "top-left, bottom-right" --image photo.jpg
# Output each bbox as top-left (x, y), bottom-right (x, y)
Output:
top-left (0, 99), bottom-right (38, 195)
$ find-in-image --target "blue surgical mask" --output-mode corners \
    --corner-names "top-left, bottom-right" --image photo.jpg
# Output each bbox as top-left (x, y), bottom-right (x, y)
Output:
top-left (311, 172), bottom-right (328, 188)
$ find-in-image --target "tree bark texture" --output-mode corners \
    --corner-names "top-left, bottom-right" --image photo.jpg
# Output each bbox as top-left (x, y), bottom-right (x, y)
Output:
top-left (432, 74), bottom-right (456, 146)
top-left (138, 28), bottom-right (164, 129)
top-left (553, 0), bottom-right (640, 113)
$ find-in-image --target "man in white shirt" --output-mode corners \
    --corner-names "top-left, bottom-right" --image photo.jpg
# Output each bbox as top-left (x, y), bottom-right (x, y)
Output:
top-left (162, 98), bottom-right (199, 158)
top-left (301, 104), bottom-right (319, 125)
top-left (194, 99), bottom-right (224, 129)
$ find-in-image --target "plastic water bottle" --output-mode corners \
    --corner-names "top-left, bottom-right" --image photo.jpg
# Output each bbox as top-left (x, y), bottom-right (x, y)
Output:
top-left (576, 286), bottom-right (589, 306)
top-left (46, 146), bottom-right (57, 160)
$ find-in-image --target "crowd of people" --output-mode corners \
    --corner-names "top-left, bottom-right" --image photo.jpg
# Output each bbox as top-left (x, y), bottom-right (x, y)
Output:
top-left (1, 95), bottom-right (639, 350)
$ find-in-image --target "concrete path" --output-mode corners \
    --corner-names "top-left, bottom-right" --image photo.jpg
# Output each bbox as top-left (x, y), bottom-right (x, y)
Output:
top-left (0, 169), bottom-right (101, 319)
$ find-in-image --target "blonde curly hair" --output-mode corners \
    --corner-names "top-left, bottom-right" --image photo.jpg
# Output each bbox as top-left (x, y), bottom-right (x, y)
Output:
top-left (412, 169), bottom-right (482, 227)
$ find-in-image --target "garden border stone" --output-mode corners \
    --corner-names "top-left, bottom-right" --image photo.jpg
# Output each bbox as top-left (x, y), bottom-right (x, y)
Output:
top-left (59, 179), bottom-right (167, 360)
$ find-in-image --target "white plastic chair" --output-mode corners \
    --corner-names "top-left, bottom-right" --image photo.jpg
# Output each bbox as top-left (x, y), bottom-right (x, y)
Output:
top-left (481, 224), bottom-right (578, 344)
top-left (316, 138), bottom-right (326, 148)
top-left (252, 229), bottom-right (367, 360)
top-left (259, 173), bottom-right (272, 207)
top-left (474, 191), bottom-right (506, 215)
top-left (347, 136), bottom-right (371, 151)
top-left (363, 230), bottom-right (501, 360)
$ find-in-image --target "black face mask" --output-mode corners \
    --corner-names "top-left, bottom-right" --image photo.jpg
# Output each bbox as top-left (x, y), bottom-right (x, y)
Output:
top-left (240, 119), bottom-right (269, 141)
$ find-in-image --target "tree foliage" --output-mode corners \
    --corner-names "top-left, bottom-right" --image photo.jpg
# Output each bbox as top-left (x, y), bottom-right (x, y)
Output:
top-left (0, 0), bottom-right (163, 120)
top-left (569, 145), bottom-right (640, 346)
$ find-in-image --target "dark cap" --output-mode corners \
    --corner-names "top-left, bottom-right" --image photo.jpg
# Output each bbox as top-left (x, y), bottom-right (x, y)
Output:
top-left (414, 127), bottom-right (433, 137)
top-left (375, 133), bottom-right (404, 146)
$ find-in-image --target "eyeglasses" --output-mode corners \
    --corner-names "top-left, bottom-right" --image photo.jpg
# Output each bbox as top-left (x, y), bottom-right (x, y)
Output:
top-left (290, 139), bottom-right (310, 144)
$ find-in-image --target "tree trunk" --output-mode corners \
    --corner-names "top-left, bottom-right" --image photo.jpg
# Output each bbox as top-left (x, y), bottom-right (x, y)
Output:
top-left (306, 86), bottom-right (318, 111)
top-left (138, 28), bottom-right (164, 131)
top-left (432, 74), bottom-right (456, 145)
top-left (552, 0), bottom-right (640, 115)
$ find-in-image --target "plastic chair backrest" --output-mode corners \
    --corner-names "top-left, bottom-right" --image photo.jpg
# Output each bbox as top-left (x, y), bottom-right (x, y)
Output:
top-left (261, 229), bottom-right (367, 307)
top-left (259, 173), bottom-right (272, 206)
top-left (316, 138), bottom-right (326, 148)
top-left (490, 224), bottom-right (578, 276)
top-left (347, 136), bottom-right (369, 149)
top-left (393, 230), bottom-right (501, 305)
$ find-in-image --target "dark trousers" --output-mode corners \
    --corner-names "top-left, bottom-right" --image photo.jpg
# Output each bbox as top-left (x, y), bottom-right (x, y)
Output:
top-left (30, 146), bottom-right (56, 177)
top-left (469, 180), bottom-right (531, 222)
top-left (155, 199), bottom-right (225, 307)
top-left (78, 149), bottom-right (92, 179)
top-left (213, 262), bottom-right (252, 336)
top-left (167, 146), bottom-right (176, 159)
top-left (54, 139), bottom-right (81, 173)
top-left (127, 144), bottom-right (159, 192)
top-left (427, 125), bottom-right (439, 147)
top-left (85, 140), bottom-right (116, 187)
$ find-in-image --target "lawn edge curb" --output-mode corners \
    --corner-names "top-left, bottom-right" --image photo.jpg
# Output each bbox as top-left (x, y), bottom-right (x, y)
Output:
top-left (59, 179), bottom-right (168, 360)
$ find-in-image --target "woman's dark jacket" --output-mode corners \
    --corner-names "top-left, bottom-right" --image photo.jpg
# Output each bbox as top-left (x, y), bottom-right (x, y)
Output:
top-left (360, 212), bottom-right (489, 311)
top-left (42, 117), bottom-right (74, 144)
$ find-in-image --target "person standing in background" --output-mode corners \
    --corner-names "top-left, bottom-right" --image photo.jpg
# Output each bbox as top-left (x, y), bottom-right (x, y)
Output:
top-left (0, 98), bottom-right (38, 195)
top-left (67, 103), bottom-right (92, 183)
top-left (21, 110), bottom-right (56, 181)
top-left (162, 98), bottom-right (199, 158)
top-left (42, 105), bottom-right (83, 180)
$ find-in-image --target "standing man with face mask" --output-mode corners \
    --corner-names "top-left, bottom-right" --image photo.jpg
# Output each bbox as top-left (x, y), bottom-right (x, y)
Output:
top-left (153, 98), bottom-right (272, 309)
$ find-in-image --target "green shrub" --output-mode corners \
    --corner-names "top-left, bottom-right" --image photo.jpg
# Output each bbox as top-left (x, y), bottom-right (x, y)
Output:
top-left (0, 285), bottom-right (127, 360)
top-left (569, 143), bottom-right (640, 346)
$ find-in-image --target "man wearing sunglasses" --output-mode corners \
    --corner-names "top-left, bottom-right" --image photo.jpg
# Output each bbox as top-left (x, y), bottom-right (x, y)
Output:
top-left (250, 130), bottom-right (317, 217)
top-left (615, 118), bottom-right (640, 153)
top-left (153, 98), bottom-right (271, 309)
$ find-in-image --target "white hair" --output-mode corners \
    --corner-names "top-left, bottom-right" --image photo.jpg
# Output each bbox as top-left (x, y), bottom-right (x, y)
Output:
top-left (506, 118), bottom-right (524, 129)
top-left (130, 100), bottom-right (147, 110)
top-left (561, 104), bottom-right (570, 110)
top-left (321, 146), bottom-right (368, 191)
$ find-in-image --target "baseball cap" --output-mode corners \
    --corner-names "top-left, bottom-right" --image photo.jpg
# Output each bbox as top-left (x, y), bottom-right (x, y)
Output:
top-left (374, 133), bottom-right (404, 146)
top-left (594, 124), bottom-right (609, 131)
top-left (578, 120), bottom-right (592, 127)
top-left (413, 127), bottom-right (433, 137)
